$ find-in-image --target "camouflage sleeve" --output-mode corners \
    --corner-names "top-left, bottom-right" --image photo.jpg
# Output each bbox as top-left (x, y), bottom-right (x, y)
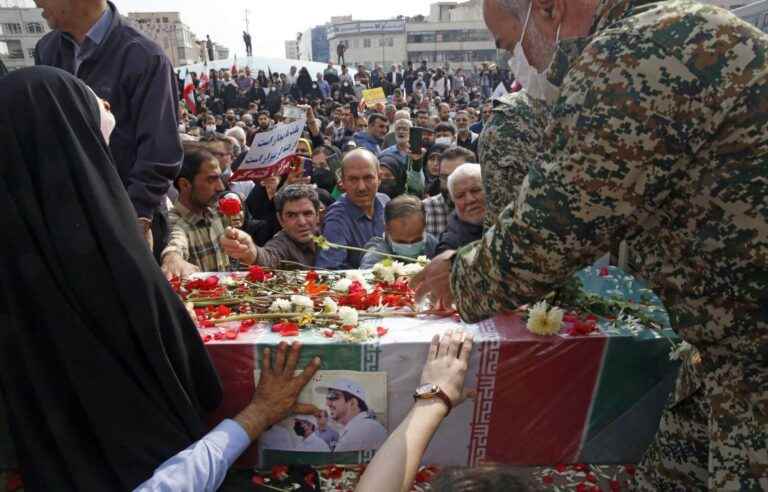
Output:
top-left (452, 36), bottom-right (699, 323)
top-left (479, 92), bottom-right (549, 226)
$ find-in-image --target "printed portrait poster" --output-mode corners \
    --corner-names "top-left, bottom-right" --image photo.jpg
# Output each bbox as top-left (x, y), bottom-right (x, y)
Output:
top-left (256, 370), bottom-right (388, 454)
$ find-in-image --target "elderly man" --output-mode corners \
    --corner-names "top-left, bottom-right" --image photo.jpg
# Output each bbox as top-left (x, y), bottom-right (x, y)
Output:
top-left (34, 0), bottom-right (182, 258)
top-left (316, 149), bottom-right (390, 269)
top-left (382, 109), bottom-right (412, 148)
top-left (413, 1), bottom-right (768, 489)
top-left (353, 113), bottom-right (389, 154)
top-left (454, 110), bottom-right (479, 156)
top-left (220, 185), bottom-right (320, 269)
top-left (423, 146), bottom-right (477, 237)
top-left (361, 195), bottom-right (439, 269)
top-left (435, 164), bottom-right (484, 255)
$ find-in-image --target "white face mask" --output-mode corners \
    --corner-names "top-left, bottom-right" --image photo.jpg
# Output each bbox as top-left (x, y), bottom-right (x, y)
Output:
top-left (86, 86), bottom-right (116, 144)
top-left (435, 137), bottom-right (453, 146)
top-left (507, 2), bottom-right (561, 103)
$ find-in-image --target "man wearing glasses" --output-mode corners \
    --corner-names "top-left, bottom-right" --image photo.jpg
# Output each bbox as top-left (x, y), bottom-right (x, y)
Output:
top-left (317, 379), bottom-right (387, 453)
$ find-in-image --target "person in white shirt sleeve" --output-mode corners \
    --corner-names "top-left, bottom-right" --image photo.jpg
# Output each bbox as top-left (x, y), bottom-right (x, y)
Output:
top-left (317, 379), bottom-right (387, 453)
top-left (292, 415), bottom-right (331, 452)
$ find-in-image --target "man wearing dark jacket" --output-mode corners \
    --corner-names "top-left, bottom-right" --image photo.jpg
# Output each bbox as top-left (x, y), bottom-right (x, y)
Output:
top-left (435, 163), bottom-right (484, 255)
top-left (34, 0), bottom-right (182, 260)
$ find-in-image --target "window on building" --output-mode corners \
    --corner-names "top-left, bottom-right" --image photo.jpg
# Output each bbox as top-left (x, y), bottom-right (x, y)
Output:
top-left (2, 23), bottom-right (22, 35)
top-left (363, 38), bottom-right (371, 48)
top-left (27, 48), bottom-right (35, 59)
top-left (0, 40), bottom-right (23, 59)
top-left (387, 37), bottom-right (394, 47)
top-left (408, 32), bottom-right (436, 43)
top-left (762, 13), bottom-right (768, 28)
top-left (162, 17), bottom-right (169, 23)
top-left (378, 38), bottom-right (385, 47)
top-left (26, 22), bottom-right (43, 34)
top-left (177, 47), bottom-right (186, 60)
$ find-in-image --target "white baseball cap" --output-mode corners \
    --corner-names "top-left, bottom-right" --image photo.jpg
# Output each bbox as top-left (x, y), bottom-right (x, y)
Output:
top-left (316, 378), bottom-right (368, 406)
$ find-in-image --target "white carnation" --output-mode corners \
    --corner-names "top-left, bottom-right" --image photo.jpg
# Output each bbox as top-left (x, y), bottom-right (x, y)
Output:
top-left (346, 270), bottom-right (365, 283)
top-left (526, 301), bottom-right (563, 336)
top-left (322, 297), bottom-right (338, 314)
top-left (338, 306), bottom-right (359, 327)
top-left (416, 255), bottom-right (429, 266)
top-left (390, 261), bottom-right (406, 277)
top-left (333, 278), bottom-right (353, 292)
top-left (291, 295), bottom-right (314, 313)
top-left (372, 263), bottom-right (396, 283)
top-left (269, 298), bottom-right (292, 313)
top-left (401, 262), bottom-right (424, 277)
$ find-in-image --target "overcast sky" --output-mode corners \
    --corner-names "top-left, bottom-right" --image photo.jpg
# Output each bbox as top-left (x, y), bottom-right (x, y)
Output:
top-left (112, 0), bottom-right (440, 59)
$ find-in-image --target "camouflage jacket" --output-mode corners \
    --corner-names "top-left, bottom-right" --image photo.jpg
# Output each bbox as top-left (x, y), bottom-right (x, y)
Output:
top-left (478, 90), bottom-right (550, 228)
top-left (453, 0), bottom-right (768, 372)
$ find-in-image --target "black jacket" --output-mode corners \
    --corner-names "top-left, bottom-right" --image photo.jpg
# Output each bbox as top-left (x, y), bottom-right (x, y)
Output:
top-left (436, 211), bottom-right (483, 255)
top-left (35, 1), bottom-right (182, 219)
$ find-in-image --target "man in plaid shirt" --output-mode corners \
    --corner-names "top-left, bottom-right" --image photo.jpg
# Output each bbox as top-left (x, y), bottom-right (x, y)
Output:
top-left (422, 146), bottom-right (476, 237)
top-left (162, 145), bottom-right (229, 277)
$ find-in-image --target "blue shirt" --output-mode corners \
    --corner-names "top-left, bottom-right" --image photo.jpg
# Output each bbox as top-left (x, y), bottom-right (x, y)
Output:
top-left (67, 6), bottom-right (112, 75)
top-left (134, 419), bottom-right (250, 492)
top-left (352, 131), bottom-right (382, 155)
top-left (316, 193), bottom-right (390, 269)
top-left (379, 145), bottom-right (408, 170)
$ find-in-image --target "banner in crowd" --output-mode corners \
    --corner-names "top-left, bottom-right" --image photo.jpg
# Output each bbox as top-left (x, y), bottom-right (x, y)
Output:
top-left (231, 117), bottom-right (306, 181)
top-left (361, 87), bottom-right (387, 108)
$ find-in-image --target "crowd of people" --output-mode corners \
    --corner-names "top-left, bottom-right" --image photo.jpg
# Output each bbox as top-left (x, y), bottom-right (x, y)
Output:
top-left (162, 59), bottom-right (511, 278)
top-left (1, 0), bottom-right (766, 491)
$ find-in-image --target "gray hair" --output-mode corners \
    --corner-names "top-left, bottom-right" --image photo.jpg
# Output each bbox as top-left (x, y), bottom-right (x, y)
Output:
top-left (274, 185), bottom-right (321, 215)
top-left (384, 195), bottom-right (425, 223)
top-left (394, 109), bottom-right (411, 122)
top-left (225, 127), bottom-right (246, 146)
top-left (447, 163), bottom-right (482, 198)
top-left (394, 118), bottom-right (413, 131)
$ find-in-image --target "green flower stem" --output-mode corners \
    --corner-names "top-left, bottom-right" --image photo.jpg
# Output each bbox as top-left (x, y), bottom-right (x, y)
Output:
top-left (316, 236), bottom-right (420, 264)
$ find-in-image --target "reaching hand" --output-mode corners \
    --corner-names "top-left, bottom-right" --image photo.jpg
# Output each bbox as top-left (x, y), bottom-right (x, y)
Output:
top-left (220, 227), bottom-right (256, 263)
top-left (420, 330), bottom-right (474, 407)
top-left (161, 253), bottom-right (200, 280)
top-left (236, 342), bottom-right (321, 439)
top-left (261, 176), bottom-right (280, 200)
top-left (410, 250), bottom-right (456, 308)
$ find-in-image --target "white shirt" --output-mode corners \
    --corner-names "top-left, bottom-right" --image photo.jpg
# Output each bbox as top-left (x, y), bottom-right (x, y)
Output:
top-left (333, 412), bottom-right (388, 452)
top-left (295, 433), bottom-right (331, 452)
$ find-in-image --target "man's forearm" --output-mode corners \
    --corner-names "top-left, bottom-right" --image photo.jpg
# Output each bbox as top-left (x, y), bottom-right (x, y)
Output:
top-left (233, 402), bottom-right (273, 441)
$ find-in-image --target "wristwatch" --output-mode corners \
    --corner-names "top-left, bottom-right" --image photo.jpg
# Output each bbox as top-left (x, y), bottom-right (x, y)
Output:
top-left (413, 383), bottom-right (452, 415)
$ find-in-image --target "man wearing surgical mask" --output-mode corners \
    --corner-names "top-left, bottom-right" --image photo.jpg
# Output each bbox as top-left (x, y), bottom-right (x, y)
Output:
top-left (360, 195), bottom-right (438, 269)
top-left (412, 1), bottom-right (768, 490)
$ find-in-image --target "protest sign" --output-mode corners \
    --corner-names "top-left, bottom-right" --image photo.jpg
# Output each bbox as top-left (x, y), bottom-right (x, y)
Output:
top-left (361, 87), bottom-right (386, 108)
top-left (230, 117), bottom-right (306, 181)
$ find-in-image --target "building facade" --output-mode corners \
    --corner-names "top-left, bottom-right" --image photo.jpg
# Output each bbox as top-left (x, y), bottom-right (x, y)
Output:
top-left (127, 12), bottom-right (200, 67)
top-left (406, 0), bottom-right (497, 69)
top-left (0, 6), bottom-right (47, 71)
top-left (300, 25), bottom-right (330, 63)
top-left (326, 18), bottom-right (407, 68)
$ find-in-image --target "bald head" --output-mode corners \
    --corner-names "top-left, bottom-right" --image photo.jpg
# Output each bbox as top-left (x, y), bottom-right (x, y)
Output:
top-left (341, 149), bottom-right (379, 178)
top-left (341, 149), bottom-right (380, 211)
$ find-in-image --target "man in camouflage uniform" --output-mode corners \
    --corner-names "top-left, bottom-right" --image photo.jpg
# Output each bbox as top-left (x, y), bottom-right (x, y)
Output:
top-left (413, 0), bottom-right (768, 489)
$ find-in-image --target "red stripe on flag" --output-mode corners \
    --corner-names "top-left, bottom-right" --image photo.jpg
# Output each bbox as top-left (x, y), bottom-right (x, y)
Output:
top-left (183, 73), bottom-right (196, 114)
top-left (206, 344), bottom-right (259, 465)
top-left (476, 314), bottom-right (606, 465)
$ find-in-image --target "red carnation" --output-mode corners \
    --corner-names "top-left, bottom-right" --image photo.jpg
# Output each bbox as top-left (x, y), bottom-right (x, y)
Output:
top-left (376, 326), bottom-right (388, 337)
top-left (247, 265), bottom-right (269, 282)
top-left (224, 329), bottom-right (238, 340)
top-left (600, 266), bottom-right (610, 277)
top-left (322, 465), bottom-right (343, 480)
top-left (306, 270), bottom-right (319, 282)
top-left (542, 475), bottom-right (554, 484)
top-left (239, 319), bottom-right (256, 332)
top-left (215, 305), bottom-right (231, 318)
top-left (218, 197), bottom-right (242, 216)
top-left (304, 472), bottom-right (317, 489)
top-left (251, 475), bottom-right (265, 486)
top-left (323, 329), bottom-right (335, 338)
top-left (271, 464), bottom-right (289, 480)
